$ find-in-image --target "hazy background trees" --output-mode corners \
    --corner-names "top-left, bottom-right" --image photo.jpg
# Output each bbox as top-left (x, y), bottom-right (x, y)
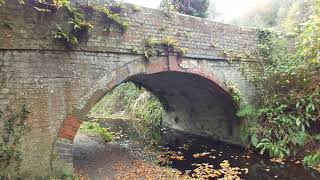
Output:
top-left (160, 0), bottom-right (211, 18)
top-left (159, 0), bottom-right (316, 32)
top-left (230, 0), bottom-right (315, 31)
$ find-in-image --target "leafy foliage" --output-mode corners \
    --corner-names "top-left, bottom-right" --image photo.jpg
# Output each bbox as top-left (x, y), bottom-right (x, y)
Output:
top-left (95, 3), bottom-right (130, 33)
top-left (236, 105), bottom-right (256, 119)
top-left (54, 26), bottom-right (78, 49)
top-left (303, 152), bottom-right (320, 169)
top-left (0, 105), bottom-right (29, 170)
top-left (256, 138), bottom-right (290, 158)
top-left (53, 4), bottom-right (93, 49)
top-left (296, 0), bottom-right (320, 63)
top-left (224, 81), bottom-right (244, 103)
top-left (80, 121), bottom-right (113, 142)
top-left (239, 2), bottom-right (320, 159)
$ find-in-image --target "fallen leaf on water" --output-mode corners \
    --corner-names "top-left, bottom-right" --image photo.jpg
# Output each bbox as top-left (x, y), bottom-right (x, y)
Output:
top-left (209, 156), bottom-right (216, 159)
top-left (270, 158), bottom-right (285, 165)
top-left (241, 168), bottom-right (249, 174)
top-left (193, 152), bottom-right (211, 158)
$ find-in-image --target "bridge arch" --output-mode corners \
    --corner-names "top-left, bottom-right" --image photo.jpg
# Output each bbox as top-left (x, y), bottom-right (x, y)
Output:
top-left (52, 56), bottom-right (242, 171)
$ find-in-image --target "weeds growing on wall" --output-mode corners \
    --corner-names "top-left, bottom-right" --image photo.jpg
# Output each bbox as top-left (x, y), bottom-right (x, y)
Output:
top-left (0, 0), bottom-right (129, 49)
top-left (238, 1), bottom-right (320, 164)
top-left (95, 3), bottom-right (130, 34)
top-left (0, 105), bottom-right (29, 171)
top-left (53, 4), bottom-right (93, 49)
top-left (52, 1), bottom-right (130, 49)
top-left (144, 37), bottom-right (188, 59)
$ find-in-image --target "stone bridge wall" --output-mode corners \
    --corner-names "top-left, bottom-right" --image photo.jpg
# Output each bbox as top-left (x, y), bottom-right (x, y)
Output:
top-left (0, 1), bottom-right (257, 178)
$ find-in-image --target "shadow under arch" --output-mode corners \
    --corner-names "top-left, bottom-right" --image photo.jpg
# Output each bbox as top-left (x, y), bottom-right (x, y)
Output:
top-left (51, 56), bottom-right (242, 172)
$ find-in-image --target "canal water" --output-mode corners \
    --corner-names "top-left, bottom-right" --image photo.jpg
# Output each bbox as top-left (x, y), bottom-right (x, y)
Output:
top-left (160, 129), bottom-right (320, 180)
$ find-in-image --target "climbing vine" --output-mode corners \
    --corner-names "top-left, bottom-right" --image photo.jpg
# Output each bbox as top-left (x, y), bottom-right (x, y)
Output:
top-left (0, 105), bottom-right (29, 171)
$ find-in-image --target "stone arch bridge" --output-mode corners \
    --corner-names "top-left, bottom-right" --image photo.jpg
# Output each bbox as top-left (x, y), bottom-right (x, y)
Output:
top-left (0, 1), bottom-right (257, 177)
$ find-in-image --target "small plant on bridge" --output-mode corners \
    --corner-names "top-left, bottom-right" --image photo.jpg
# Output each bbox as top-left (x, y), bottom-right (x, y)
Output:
top-left (53, 5), bottom-right (93, 49)
top-left (95, 3), bottom-right (130, 34)
top-left (144, 36), bottom-right (187, 59)
top-left (54, 26), bottom-right (79, 49)
top-left (0, 105), bottom-right (29, 171)
top-left (224, 81), bottom-right (244, 104)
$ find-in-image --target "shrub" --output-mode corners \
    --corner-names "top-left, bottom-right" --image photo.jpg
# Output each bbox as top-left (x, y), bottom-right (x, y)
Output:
top-left (80, 122), bottom-right (113, 142)
top-left (303, 152), bottom-right (320, 169)
top-left (239, 12), bottom-right (320, 158)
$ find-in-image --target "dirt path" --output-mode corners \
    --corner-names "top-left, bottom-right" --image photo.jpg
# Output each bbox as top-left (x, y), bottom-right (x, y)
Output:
top-left (73, 133), bottom-right (182, 180)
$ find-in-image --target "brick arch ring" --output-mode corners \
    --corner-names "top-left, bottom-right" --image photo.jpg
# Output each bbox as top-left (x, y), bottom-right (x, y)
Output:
top-left (50, 55), bottom-right (232, 170)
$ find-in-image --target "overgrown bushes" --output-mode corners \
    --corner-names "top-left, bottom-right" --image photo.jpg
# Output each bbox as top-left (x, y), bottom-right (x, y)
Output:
top-left (238, 0), bottom-right (320, 164)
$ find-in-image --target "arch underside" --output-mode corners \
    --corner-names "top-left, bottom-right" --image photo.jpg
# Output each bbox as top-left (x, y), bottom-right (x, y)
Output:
top-left (127, 71), bottom-right (240, 144)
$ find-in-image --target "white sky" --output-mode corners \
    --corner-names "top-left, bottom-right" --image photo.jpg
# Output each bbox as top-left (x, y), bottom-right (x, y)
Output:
top-left (122, 0), bottom-right (255, 22)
